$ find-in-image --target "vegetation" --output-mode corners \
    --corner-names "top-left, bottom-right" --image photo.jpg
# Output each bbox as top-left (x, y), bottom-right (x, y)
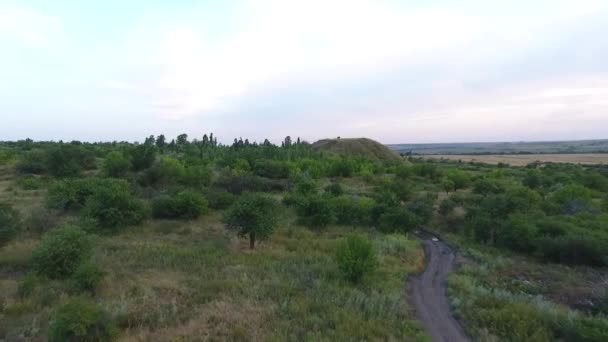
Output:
top-left (1, 134), bottom-right (607, 340)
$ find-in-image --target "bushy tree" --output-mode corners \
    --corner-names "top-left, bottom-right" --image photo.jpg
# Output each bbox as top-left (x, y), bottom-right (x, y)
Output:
top-left (81, 180), bottom-right (147, 233)
top-left (0, 203), bottom-right (20, 247)
top-left (30, 225), bottom-right (92, 278)
top-left (223, 193), bottom-right (281, 249)
top-left (496, 214), bottom-right (537, 252)
top-left (16, 149), bottom-right (47, 174)
top-left (325, 182), bottom-right (345, 196)
top-left (335, 234), bottom-right (377, 283)
top-left (152, 191), bottom-right (208, 219)
top-left (294, 195), bottom-right (334, 229)
top-left (69, 262), bottom-right (105, 294)
top-left (182, 165), bottom-right (213, 187)
top-left (129, 144), bottom-right (156, 171)
top-left (549, 184), bottom-right (594, 215)
top-left (102, 151), bottom-right (131, 177)
top-left (48, 297), bottom-right (115, 342)
top-left (378, 206), bottom-right (418, 233)
top-left (253, 160), bottom-right (293, 179)
top-left (46, 145), bottom-right (92, 177)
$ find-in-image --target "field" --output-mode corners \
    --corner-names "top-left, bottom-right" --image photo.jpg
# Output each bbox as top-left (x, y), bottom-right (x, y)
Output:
top-left (421, 153), bottom-right (608, 166)
top-left (388, 139), bottom-right (608, 155)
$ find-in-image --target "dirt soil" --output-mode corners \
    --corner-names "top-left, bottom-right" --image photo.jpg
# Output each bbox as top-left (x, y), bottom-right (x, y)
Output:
top-left (410, 237), bottom-right (469, 342)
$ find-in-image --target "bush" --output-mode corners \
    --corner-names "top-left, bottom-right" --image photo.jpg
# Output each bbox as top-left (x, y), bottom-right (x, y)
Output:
top-left (152, 191), bottom-right (208, 219)
top-left (16, 175), bottom-right (44, 190)
top-left (378, 206), bottom-right (418, 234)
top-left (215, 170), bottom-right (287, 194)
top-left (473, 178), bottom-right (505, 195)
top-left (70, 262), bottom-right (105, 293)
top-left (102, 151), bottom-right (131, 177)
top-left (47, 178), bottom-right (122, 211)
top-left (294, 195), bottom-right (334, 229)
top-left (496, 214), bottom-right (537, 252)
top-left (205, 189), bottom-right (236, 209)
top-left (325, 182), bottom-right (345, 196)
top-left (23, 206), bottom-right (59, 234)
top-left (330, 195), bottom-right (376, 226)
top-left (16, 149), bottom-right (47, 174)
top-left (328, 158), bottom-right (354, 177)
top-left (48, 297), bottom-right (116, 342)
top-left (336, 234), bottom-right (377, 283)
top-left (30, 225), bottom-right (92, 278)
top-left (550, 184), bottom-right (594, 215)
top-left (294, 174), bottom-right (318, 195)
top-left (182, 165), bottom-right (212, 187)
top-left (0, 203), bottom-right (20, 247)
top-left (129, 144), bottom-right (156, 171)
top-left (81, 180), bottom-right (147, 233)
top-left (536, 235), bottom-right (607, 266)
top-left (46, 145), bottom-right (92, 178)
top-left (253, 160), bottom-right (293, 179)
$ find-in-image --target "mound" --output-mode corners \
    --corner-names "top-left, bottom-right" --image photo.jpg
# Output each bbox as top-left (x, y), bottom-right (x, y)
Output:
top-left (312, 138), bottom-right (403, 162)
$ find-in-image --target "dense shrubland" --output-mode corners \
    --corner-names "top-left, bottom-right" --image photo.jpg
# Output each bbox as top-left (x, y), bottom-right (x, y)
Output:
top-left (0, 135), bottom-right (607, 340)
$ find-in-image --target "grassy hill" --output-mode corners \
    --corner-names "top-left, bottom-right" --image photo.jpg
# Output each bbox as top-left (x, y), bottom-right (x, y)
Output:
top-left (313, 138), bottom-right (402, 162)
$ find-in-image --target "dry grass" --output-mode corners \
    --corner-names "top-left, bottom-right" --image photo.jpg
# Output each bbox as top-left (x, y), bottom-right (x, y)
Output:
top-left (423, 153), bottom-right (608, 166)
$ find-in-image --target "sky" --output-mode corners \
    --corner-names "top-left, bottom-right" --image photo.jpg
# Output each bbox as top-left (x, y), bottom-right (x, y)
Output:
top-left (0, 0), bottom-right (607, 144)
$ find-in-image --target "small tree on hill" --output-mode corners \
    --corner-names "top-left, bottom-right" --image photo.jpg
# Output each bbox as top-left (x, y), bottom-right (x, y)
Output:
top-left (223, 193), bottom-right (281, 249)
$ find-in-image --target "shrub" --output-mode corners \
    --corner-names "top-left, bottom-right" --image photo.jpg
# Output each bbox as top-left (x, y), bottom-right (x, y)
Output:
top-left (223, 193), bottom-right (281, 249)
top-left (182, 165), bottom-right (212, 187)
top-left (0, 203), bottom-right (20, 247)
top-left (445, 169), bottom-right (471, 190)
top-left (336, 234), bottom-right (377, 283)
top-left (378, 206), bottom-right (418, 234)
top-left (215, 170), bottom-right (286, 194)
top-left (439, 198), bottom-right (457, 216)
top-left (16, 149), bottom-right (47, 174)
top-left (496, 214), bottom-right (537, 252)
top-left (550, 184), bottom-right (594, 215)
top-left (81, 181), bottom-right (147, 233)
top-left (330, 195), bottom-right (375, 226)
top-left (16, 175), bottom-right (44, 190)
top-left (295, 195), bottom-right (334, 229)
top-left (46, 145), bottom-right (92, 178)
top-left (129, 144), bottom-right (156, 171)
top-left (30, 225), bottom-right (92, 278)
top-left (325, 182), bottom-right (345, 196)
top-left (152, 191), bottom-right (208, 219)
top-left (102, 151), bottom-right (131, 177)
top-left (294, 174), bottom-right (318, 195)
top-left (70, 262), bottom-right (105, 293)
top-left (205, 189), bottom-right (236, 209)
top-left (328, 158), bottom-right (354, 177)
top-left (473, 178), bottom-right (505, 195)
top-left (48, 297), bottom-right (115, 342)
top-left (23, 206), bottom-right (59, 234)
top-left (536, 235), bottom-right (607, 266)
top-left (253, 160), bottom-right (293, 179)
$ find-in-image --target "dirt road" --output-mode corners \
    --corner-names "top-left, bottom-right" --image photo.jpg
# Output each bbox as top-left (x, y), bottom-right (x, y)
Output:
top-left (410, 237), bottom-right (468, 342)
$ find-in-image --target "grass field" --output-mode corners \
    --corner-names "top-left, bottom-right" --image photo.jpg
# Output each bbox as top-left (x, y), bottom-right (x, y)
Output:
top-left (421, 154), bottom-right (608, 166)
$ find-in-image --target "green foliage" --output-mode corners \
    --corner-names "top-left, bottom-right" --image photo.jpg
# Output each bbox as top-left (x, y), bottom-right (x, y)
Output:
top-left (549, 184), bottom-right (594, 215)
top-left (16, 175), bottom-right (44, 190)
top-left (378, 206), bottom-right (418, 233)
top-left (30, 225), bottom-right (92, 278)
top-left (412, 163), bottom-right (442, 180)
top-left (441, 177), bottom-right (455, 194)
top-left (335, 234), bottom-right (377, 283)
top-left (129, 144), bottom-right (156, 171)
top-left (253, 160), bottom-right (293, 179)
top-left (294, 195), bottom-right (334, 229)
top-left (182, 165), bottom-right (213, 187)
top-left (327, 158), bottom-right (355, 177)
top-left (330, 195), bottom-right (376, 226)
top-left (81, 180), bottom-right (147, 233)
top-left (473, 178), bottom-right (505, 195)
top-left (46, 145), bottom-right (93, 178)
top-left (497, 214), bottom-right (537, 252)
top-left (536, 235), bottom-right (607, 266)
top-left (294, 174), bottom-right (318, 195)
top-left (16, 148), bottom-right (48, 174)
top-left (47, 178), bottom-right (118, 211)
top-left (70, 262), bottom-right (105, 293)
top-left (152, 191), bottom-right (208, 219)
top-left (48, 297), bottom-right (116, 342)
top-left (0, 203), bottom-right (20, 247)
top-left (102, 151), bottom-right (131, 177)
top-left (444, 169), bottom-right (471, 190)
top-left (324, 182), bottom-right (345, 196)
top-left (223, 193), bottom-right (281, 248)
top-left (205, 189), bottom-right (236, 209)
top-left (23, 206), bottom-right (59, 234)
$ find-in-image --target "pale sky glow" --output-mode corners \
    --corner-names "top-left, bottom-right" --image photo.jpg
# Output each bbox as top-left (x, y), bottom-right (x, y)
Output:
top-left (1, 0), bottom-right (607, 143)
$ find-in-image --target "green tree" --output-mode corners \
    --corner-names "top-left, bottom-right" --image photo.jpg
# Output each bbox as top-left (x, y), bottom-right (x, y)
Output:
top-left (0, 203), bottom-right (20, 247)
top-left (223, 193), bottom-right (281, 249)
top-left (102, 151), bottom-right (131, 177)
top-left (48, 297), bottom-right (115, 342)
top-left (156, 134), bottom-right (166, 150)
top-left (335, 234), bottom-right (377, 283)
top-left (30, 225), bottom-right (92, 278)
top-left (441, 177), bottom-right (455, 195)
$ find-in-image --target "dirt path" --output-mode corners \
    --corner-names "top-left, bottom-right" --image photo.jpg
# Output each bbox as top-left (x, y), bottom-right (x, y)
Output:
top-left (410, 236), bottom-right (468, 342)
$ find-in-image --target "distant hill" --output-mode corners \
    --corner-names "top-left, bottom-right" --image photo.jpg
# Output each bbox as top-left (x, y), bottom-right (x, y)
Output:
top-left (313, 138), bottom-right (403, 161)
top-left (387, 139), bottom-right (608, 155)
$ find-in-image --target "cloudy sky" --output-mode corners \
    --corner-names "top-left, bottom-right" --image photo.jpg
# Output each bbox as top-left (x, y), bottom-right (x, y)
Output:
top-left (1, 0), bottom-right (607, 144)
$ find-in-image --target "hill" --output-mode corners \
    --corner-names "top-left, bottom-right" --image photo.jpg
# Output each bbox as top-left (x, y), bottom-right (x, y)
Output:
top-left (313, 138), bottom-right (402, 161)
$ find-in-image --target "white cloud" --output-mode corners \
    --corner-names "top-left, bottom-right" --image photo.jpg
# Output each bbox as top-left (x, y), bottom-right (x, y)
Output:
top-left (0, 5), bottom-right (63, 48)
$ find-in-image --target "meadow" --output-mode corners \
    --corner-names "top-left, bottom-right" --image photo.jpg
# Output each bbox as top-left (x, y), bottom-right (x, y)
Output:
top-left (421, 154), bottom-right (608, 166)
